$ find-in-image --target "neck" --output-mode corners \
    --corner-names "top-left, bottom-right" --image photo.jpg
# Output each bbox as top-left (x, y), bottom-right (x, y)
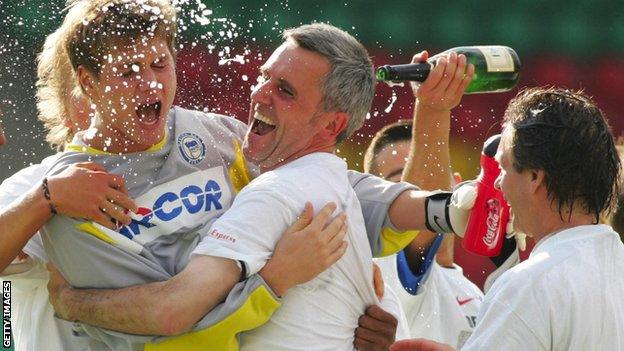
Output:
top-left (260, 143), bottom-right (336, 173)
top-left (530, 209), bottom-right (596, 243)
top-left (82, 126), bottom-right (156, 154)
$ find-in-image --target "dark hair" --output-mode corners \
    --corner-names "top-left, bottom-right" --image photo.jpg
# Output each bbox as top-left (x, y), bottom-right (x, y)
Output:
top-left (363, 119), bottom-right (412, 174)
top-left (503, 87), bottom-right (622, 221)
top-left (66, 0), bottom-right (177, 77)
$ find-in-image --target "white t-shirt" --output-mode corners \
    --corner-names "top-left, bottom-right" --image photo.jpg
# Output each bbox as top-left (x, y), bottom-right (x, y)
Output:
top-left (193, 152), bottom-right (401, 350)
top-left (376, 243), bottom-right (483, 350)
top-left (0, 154), bottom-right (91, 351)
top-left (463, 224), bottom-right (624, 351)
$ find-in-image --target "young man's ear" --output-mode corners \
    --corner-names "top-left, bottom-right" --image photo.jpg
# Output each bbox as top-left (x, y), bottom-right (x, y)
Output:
top-left (319, 112), bottom-right (348, 141)
top-left (77, 66), bottom-right (96, 100)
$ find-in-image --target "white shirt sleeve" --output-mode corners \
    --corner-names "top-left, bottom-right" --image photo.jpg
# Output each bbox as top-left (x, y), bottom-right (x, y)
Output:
top-left (192, 188), bottom-right (299, 276)
top-left (0, 163), bottom-right (49, 263)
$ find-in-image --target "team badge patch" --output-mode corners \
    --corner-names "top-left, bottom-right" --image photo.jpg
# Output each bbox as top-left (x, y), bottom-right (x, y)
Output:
top-left (177, 132), bottom-right (206, 165)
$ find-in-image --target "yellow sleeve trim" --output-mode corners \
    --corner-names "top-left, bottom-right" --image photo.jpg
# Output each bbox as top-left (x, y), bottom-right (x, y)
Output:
top-left (227, 138), bottom-right (254, 194)
top-left (378, 227), bottom-right (420, 257)
top-left (64, 133), bottom-right (168, 155)
top-left (145, 285), bottom-right (280, 351)
top-left (75, 223), bottom-right (116, 245)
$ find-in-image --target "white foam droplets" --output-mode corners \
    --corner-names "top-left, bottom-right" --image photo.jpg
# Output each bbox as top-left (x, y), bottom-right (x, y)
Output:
top-left (149, 81), bottom-right (157, 88)
top-left (131, 64), bottom-right (140, 72)
top-left (218, 54), bottom-right (245, 65)
top-left (105, 86), bottom-right (112, 93)
top-left (384, 90), bottom-right (398, 113)
top-left (242, 75), bottom-right (248, 81)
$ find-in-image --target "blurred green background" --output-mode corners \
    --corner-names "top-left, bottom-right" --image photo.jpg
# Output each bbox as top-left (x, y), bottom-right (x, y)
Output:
top-left (0, 0), bottom-right (623, 289)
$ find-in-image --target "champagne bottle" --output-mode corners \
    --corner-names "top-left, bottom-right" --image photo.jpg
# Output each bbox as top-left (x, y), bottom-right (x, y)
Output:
top-left (376, 46), bottom-right (521, 94)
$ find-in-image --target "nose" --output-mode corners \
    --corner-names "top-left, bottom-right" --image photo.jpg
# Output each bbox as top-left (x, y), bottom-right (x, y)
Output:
top-left (137, 67), bottom-right (159, 92)
top-left (250, 78), bottom-right (272, 104)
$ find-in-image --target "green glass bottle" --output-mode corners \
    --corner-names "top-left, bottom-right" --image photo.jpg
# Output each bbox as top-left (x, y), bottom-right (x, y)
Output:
top-left (376, 46), bottom-right (521, 94)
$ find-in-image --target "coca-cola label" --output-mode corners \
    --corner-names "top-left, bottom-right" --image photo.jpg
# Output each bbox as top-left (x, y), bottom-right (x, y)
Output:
top-left (482, 198), bottom-right (501, 248)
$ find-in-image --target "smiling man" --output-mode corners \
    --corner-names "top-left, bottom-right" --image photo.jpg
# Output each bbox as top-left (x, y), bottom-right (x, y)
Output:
top-left (39, 2), bottom-right (352, 350)
top-left (37, 1), bottom-right (418, 350)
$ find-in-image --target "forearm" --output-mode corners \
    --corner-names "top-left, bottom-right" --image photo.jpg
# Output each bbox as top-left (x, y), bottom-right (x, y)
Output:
top-left (54, 255), bottom-right (240, 336)
top-left (387, 189), bottom-right (431, 231)
top-left (57, 281), bottom-right (170, 335)
top-left (0, 184), bottom-right (51, 272)
top-left (401, 103), bottom-right (454, 268)
top-left (402, 102), bottom-right (452, 190)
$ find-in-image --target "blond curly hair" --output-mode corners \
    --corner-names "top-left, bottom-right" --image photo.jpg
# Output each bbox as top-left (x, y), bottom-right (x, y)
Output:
top-left (36, 27), bottom-right (83, 150)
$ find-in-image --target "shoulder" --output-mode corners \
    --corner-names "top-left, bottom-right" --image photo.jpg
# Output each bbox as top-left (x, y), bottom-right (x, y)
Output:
top-left (437, 264), bottom-right (484, 298)
top-left (173, 107), bottom-right (247, 137)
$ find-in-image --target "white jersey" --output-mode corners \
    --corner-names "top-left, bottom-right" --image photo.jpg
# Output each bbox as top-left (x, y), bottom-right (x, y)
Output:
top-left (0, 154), bottom-right (91, 351)
top-left (375, 235), bottom-right (483, 350)
top-left (193, 152), bottom-right (394, 350)
top-left (464, 224), bottom-right (624, 351)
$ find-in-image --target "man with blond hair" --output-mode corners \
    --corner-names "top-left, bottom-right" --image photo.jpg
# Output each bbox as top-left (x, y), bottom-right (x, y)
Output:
top-left (0, 13), bottom-right (137, 350)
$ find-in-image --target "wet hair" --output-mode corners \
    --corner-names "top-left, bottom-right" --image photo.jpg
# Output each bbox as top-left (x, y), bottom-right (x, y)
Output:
top-left (283, 23), bottom-right (375, 143)
top-left (36, 26), bottom-right (84, 150)
top-left (363, 119), bottom-right (412, 174)
top-left (64, 0), bottom-right (177, 77)
top-left (503, 87), bottom-right (622, 221)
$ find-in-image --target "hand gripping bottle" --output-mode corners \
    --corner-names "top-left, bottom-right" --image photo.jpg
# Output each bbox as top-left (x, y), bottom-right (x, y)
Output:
top-left (461, 134), bottom-right (511, 256)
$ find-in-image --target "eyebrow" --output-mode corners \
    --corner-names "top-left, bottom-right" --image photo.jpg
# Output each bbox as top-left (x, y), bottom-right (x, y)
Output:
top-left (258, 67), bottom-right (297, 96)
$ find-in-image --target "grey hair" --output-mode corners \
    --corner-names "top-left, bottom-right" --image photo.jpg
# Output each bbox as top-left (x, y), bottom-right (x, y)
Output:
top-left (283, 23), bottom-right (375, 143)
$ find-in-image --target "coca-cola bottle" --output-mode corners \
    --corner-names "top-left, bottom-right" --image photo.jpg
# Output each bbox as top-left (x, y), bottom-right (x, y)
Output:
top-left (461, 134), bottom-right (511, 256)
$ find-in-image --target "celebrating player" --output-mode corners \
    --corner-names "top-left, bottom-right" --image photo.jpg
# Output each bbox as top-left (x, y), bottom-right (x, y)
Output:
top-left (392, 87), bottom-right (624, 351)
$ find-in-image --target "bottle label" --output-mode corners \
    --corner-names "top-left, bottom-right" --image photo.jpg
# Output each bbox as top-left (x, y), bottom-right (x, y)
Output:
top-left (476, 46), bottom-right (515, 73)
top-left (482, 198), bottom-right (501, 248)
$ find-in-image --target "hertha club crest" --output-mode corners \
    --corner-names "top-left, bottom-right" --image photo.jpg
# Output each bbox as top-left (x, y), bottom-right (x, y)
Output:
top-left (177, 132), bottom-right (206, 165)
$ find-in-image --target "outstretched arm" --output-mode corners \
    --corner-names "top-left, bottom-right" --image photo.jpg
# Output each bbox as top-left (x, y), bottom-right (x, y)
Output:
top-left (401, 50), bottom-right (473, 270)
top-left (0, 162), bottom-right (136, 273)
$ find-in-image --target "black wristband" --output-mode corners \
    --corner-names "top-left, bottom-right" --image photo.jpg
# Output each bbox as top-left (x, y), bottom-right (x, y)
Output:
top-left (42, 178), bottom-right (57, 215)
top-left (238, 260), bottom-right (247, 282)
top-left (424, 191), bottom-right (453, 233)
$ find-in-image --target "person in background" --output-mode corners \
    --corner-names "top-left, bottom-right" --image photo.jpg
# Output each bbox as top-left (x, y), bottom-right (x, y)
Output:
top-left (392, 87), bottom-right (624, 351)
top-left (364, 51), bottom-right (482, 348)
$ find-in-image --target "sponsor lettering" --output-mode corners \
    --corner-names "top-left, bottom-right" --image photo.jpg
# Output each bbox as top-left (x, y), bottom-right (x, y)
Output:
top-left (119, 180), bottom-right (223, 239)
top-left (207, 229), bottom-right (236, 244)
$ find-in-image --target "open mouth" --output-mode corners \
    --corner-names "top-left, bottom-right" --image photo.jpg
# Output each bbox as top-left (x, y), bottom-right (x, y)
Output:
top-left (251, 113), bottom-right (276, 136)
top-left (136, 101), bottom-right (162, 127)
